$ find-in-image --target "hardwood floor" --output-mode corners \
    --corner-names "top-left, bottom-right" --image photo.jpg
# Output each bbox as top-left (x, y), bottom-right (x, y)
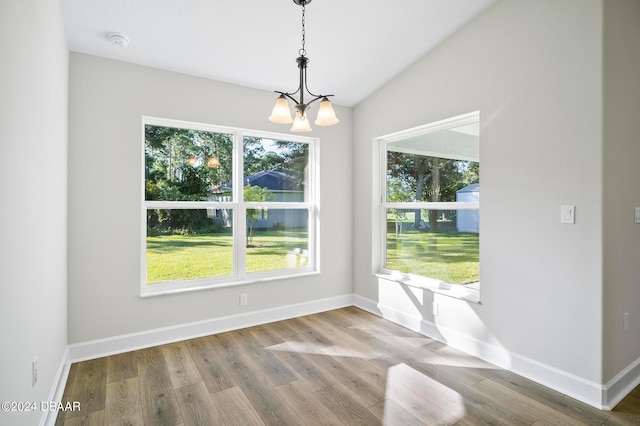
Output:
top-left (56, 307), bottom-right (640, 425)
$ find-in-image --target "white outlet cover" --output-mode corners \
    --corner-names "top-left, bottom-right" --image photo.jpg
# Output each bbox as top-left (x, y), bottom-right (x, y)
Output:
top-left (561, 205), bottom-right (575, 224)
top-left (624, 312), bottom-right (630, 331)
top-left (635, 207), bottom-right (640, 224)
top-left (32, 357), bottom-right (37, 387)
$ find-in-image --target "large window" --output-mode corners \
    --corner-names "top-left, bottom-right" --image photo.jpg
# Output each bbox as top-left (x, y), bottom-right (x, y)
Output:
top-left (142, 117), bottom-right (317, 296)
top-left (376, 112), bottom-right (480, 301)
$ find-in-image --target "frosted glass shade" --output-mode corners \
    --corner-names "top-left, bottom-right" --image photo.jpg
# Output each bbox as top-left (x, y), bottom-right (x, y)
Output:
top-left (268, 95), bottom-right (293, 124)
top-left (314, 99), bottom-right (339, 126)
top-left (291, 112), bottom-right (312, 132)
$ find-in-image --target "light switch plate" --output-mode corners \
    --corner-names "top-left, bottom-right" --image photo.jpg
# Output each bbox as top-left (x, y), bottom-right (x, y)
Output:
top-left (635, 207), bottom-right (640, 224)
top-left (561, 205), bottom-right (575, 224)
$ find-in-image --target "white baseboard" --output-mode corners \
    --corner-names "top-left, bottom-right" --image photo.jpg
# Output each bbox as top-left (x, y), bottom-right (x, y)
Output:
top-left (508, 350), bottom-right (603, 409)
top-left (68, 294), bottom-right (354, 362)
top-left (47, 292), bottom-right (639, 416)
top-left (603, 355), bottom-right (640, 410)
top-left (351, 293), bottom-right (382, 316)
top-left (45, 294), bottom-right (351, 425)
top-left (40, 347), bottom-right (71, 426)
top-left (352, 295), bottom-right (606, 409)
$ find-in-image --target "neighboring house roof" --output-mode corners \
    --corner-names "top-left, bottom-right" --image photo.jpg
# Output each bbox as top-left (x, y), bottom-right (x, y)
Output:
top-left (456, 183), bottom-right (479, 193)
top-left (218, 168), bottom-right (303, 193)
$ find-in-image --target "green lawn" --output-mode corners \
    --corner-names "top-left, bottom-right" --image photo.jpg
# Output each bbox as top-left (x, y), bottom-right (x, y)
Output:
top-left (147, 227), bottom-right (478, 285)
top-left (146, 230), bottom-right (308, 284)
top-left (386, 229), bottom-right (479, 284)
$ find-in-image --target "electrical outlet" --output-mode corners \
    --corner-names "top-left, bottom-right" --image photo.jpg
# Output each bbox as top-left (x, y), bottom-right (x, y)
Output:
top-left (635, 207), bottom-right (640, 224)
top-left (624, 312), bottom-right (630, 331)
top-left (240, 293), bottom-right (248, 306)
top-left (32, 357), bottom-right (37, 387)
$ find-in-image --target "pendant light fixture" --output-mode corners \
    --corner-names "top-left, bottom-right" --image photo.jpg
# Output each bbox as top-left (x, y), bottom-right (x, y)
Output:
top-left (268, 0), bottom-right (339, 132)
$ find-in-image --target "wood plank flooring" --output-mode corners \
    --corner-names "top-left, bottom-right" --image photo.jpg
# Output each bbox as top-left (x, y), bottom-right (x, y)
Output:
top-left (56, 307), bottom-right (640, 425)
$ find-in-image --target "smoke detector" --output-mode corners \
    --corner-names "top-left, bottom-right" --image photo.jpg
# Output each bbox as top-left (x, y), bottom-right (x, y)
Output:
top-left (107, 33), bottom-right (130, 48)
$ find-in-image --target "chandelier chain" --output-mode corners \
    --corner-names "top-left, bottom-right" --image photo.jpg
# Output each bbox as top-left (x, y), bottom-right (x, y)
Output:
top-left (299, 3), bottom-right (306, 56)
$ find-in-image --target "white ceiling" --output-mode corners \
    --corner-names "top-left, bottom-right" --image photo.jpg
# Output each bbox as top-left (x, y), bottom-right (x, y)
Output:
top-left (59, 0), bottom-right (496, 107)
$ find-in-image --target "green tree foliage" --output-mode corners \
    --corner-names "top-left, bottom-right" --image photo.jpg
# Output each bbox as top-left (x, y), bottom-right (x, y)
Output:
top-left (386, 151), bottom-right (479, 231)
top-left (145, 125), bottom-right (233, 234)
top-left (145, 127), bottom-right (232, 194)
top-left (274, 141), bottom-right (308, 188)
top-left (145, 126), bottom-right (308, 236)
top-left (243, 138), bottom-right (308, 187)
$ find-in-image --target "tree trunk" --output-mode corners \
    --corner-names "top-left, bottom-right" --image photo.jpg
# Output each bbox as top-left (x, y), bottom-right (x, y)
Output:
top-left (414, 157), bottom-right (427, 229)
top-left (429, 158), bottom-right (440, 232)
top-left (247, 221), bottom-right (254, 246)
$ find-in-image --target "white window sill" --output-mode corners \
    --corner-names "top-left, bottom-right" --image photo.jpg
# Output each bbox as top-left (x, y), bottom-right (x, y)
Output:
top-left (375, 270), bottom-right (481, 304)
top-left (141, 269), bottom-right (319, 298)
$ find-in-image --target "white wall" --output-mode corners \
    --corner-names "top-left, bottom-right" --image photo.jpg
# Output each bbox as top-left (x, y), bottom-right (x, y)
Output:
top-left (7, 0), bottom-right (637, 415)
top-left (0, 1), bottom-right (69, 425)
top-left (603, 0), bottom-right (640, 384)
top-left (67, 53), bottom-right (352, 343)
top-left (353, 0), bottom-right (605, 402)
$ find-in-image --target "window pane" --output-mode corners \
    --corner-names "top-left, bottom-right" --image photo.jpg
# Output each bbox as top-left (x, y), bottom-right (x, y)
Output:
top-left (243, 137), bottom-right (309, 202)
top-left (142, 119), bottom-right (319, 293)
top-left (145, 125), bottom-right (233, 201)
top-left (385, 209), bottom-right (479, 285)
top-left (386, 152), bottom-right (479, 203)
top-left (146, 208), bottom-right (233, 283)
top-left (246, 208), bottom-right (309, 273)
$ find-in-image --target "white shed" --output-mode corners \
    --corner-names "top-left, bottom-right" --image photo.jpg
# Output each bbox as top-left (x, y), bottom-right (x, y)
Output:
top-left (456, 183), bottom-right (479, 233)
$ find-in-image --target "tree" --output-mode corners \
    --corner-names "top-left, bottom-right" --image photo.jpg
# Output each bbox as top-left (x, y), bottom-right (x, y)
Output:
top-left (387, 180), bottom-right (413, 237)
top-left (413, 155), bottom-right (429, 230)
top-left (386, 150), bottom-right (478, 232)
top-left (145, 128), bottom-right (310, 236)
top-left (243, 138), bottom-right (308, 188)
top-left (275, 141), bottom-right (309, 189)
top-left (244, 184), bottom-right (275, 246)
top-left (427, 157), bottom-right (440, 232)
top-left (243, 137), bottom-right (269, 175)
top-left (145, 125), bottom-right (233, 234)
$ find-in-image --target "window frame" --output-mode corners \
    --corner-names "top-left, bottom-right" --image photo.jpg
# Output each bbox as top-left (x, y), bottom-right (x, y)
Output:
top-left (141, 116), bottom-right (319, 297)
top-left (373, 111), bottom-right (480, 303)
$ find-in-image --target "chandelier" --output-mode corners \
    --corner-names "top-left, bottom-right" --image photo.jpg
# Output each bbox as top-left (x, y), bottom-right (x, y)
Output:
top-left (268, 0), bottom-right (339, 132)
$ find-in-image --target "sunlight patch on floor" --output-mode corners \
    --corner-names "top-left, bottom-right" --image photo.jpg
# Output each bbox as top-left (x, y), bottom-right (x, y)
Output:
top-left (265, 341), bottom-right (379, 358)
top-left (408, 349), bottom-right (498, 369)
top-left (320, 344), bottom-right (379, 359)
top-left (384, 363), bottom-right (466, 424)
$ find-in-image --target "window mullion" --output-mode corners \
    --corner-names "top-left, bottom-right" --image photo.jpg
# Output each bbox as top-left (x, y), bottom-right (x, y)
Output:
top-left (383, 201), bottom-right (479, 210)
top-left (145, 200), bottom-right (236, 209)
top-left (235, 204), bottom-right (246, 279)
top-left (244, 202), bottom-right (312, 209)
top-left (234, 132), bottom-right (246, 280)
top-left (309, 137), bottom-right (318, 270)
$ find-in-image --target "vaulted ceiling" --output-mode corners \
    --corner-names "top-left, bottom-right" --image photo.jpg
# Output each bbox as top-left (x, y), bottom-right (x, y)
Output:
top-left (59, 0), bottom-right (496, 107)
